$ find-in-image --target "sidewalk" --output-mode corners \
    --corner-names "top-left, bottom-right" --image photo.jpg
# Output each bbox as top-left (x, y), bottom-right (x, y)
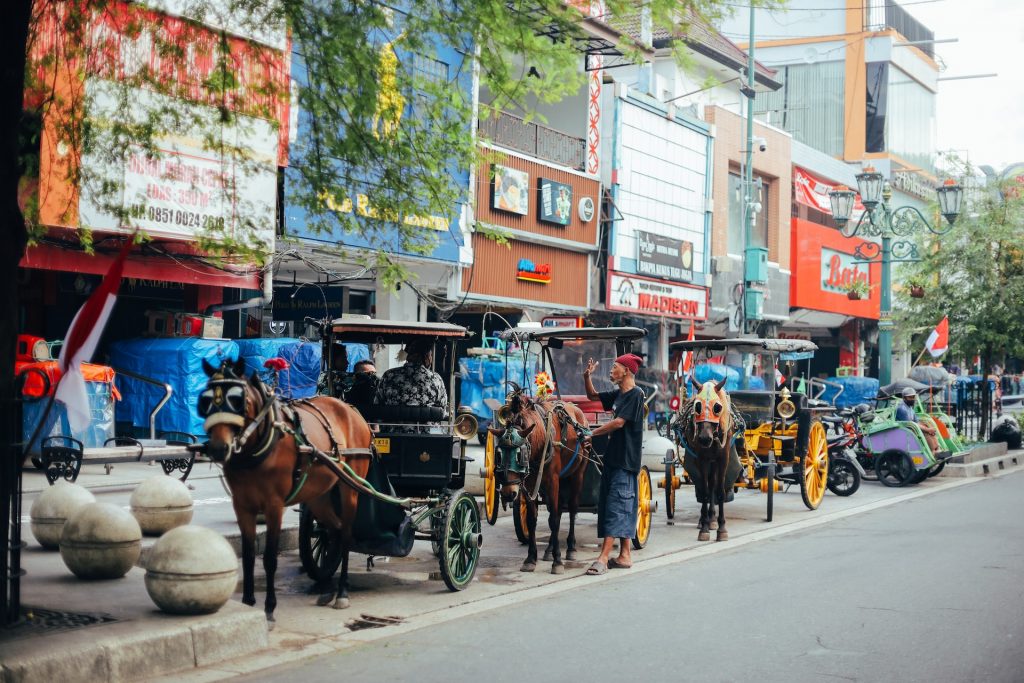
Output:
top-left (4, 447), bottom-right (1021, 683)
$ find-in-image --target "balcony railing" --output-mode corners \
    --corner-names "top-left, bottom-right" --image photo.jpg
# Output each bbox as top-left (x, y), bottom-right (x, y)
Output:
top-left (478, 109), bottom-right (586, 171)
top-left (864, 0), bottom-right (935, 58)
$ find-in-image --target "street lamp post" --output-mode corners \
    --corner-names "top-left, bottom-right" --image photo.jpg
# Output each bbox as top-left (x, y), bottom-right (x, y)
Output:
top-left (828, 170), bottom-right (964, 386)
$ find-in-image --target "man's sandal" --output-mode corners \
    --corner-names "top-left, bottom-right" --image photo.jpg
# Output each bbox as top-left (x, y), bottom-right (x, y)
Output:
top-left (585, 561), bottom-right (607, 575)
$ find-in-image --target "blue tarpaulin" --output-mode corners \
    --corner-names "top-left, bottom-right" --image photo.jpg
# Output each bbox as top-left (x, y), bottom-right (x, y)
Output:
top-left (236, 338), bottom-right (323, 399)
top-left (459, 356), bottom-right (538, 422)
top-left (23, 381), bottom-right (115, 454)
top-left (109, 338), bottom-right (239, 438)
top-left (690, 364), bottom-right (764, 393)
top-left (817, 376), bottom-right (880, 408)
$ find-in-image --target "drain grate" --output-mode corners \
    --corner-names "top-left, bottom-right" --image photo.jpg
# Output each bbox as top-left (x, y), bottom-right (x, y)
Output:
top-left (1, 607), bottom-right (118, 641)
top-left (345, 613), bottom-right (405, 631)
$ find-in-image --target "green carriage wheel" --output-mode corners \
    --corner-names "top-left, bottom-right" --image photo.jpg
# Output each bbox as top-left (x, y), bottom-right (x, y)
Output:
top-left (876, 450), bottom-right (915, 487)
top-left (438, 490), bottom-right (482, 592)
top-left (298, 504), bottom-right (344, 583)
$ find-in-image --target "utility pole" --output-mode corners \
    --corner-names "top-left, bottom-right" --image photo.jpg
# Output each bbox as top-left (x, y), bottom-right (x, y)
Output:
top-left (741, 5), bottom-right (767, 334)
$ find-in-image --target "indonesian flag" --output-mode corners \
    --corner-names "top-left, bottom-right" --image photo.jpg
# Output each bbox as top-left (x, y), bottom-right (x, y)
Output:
top-left (55, 239), bottom-right (133, 431)
top-left (925, 316), bottom-right (949, 358)
top-left (681, 322), bottom-right (696, 376)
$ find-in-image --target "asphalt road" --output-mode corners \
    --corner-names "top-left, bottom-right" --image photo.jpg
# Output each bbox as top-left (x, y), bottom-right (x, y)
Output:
top-left (241, 469), bottom-right (1024, 683)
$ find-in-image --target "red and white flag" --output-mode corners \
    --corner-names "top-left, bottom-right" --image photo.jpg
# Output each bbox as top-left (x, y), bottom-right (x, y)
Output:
top-left (681, 321), bottom-right (696, 377)
top-left (55, 239), bottom-right (133, 431)
top-left (924, 316), bottom-right (949, 358)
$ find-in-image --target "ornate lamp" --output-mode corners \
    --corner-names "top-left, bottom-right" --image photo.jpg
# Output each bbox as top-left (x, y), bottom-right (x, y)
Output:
top-left (936, 178), bottom-right (964, 226)
top-left (828, 184), bottom-right (857, 229)
top-left (855, 168), bottom-right (885, 210)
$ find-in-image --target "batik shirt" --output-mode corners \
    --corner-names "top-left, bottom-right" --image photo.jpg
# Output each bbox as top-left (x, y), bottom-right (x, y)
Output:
top-left (375, 363), bottom-right (448, 409)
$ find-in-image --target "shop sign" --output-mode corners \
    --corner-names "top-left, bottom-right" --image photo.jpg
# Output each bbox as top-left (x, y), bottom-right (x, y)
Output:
top-left (778, 330), bottom-right (812, 341)
top-left (492, 165), bottom-right (529, 215)
top-left (821, 247), bottom-right (870, 293)
top-left (542, 316), bottom-right (584, 328)
top-left (607, 272), bottom-right (707, 320)
top-left (636, 231), bottom-right (693, 283)
top-left (516, 258), bottom-right (551, 284)
top-left (538, 178), bottom-right (572, 226)
top-left (891, 171), bottom-right (935, 202)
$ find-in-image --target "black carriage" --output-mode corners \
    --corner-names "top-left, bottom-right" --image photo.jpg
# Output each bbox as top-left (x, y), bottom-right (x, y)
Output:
top-left (481, 326), bottom-right (656, 549)
top-left (299, 318), bottom-right (481, 592)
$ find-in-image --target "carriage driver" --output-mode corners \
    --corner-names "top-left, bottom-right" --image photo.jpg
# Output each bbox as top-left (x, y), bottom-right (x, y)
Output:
top-left (895, 386), bottom-right (941, 453)
top-left (375, 338), bottom-right (448, 411)
top-left (582, 353), bottom-right (646, 575)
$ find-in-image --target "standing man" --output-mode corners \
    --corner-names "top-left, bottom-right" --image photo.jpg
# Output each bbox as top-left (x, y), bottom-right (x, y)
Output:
top-left (582, 353), bottom-right (645, 575)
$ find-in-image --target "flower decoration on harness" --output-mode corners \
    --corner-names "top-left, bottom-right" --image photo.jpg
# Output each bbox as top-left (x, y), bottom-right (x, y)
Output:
top-left (534, 371), bottom-right (555, 400)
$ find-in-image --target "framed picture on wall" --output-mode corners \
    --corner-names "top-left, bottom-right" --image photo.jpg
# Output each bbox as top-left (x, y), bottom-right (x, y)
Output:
top-left (538, 178), bottom-right (572, 226)
top-left (492, 164), bottom-right (529, 215)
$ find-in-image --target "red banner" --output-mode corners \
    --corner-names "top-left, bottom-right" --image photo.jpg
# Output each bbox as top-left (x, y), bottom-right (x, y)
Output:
top-left (794, 167), bottom-right (865, 222)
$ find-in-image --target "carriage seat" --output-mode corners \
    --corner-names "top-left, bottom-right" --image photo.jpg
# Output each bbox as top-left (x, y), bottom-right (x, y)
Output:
top-left (728, 391), bottom-right (776, 425)
top-left (363, 405), bottom-right (447, 424)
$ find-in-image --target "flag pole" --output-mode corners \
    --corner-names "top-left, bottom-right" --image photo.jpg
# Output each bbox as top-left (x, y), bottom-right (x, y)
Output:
top-left (912, 346), bottom-right (930, 369)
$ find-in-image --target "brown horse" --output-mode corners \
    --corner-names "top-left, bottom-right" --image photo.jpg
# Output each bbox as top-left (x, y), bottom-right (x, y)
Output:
top-left (681, 377), bottom-right (734, 542)
top-left (490, 384), bottom-right (590, 574)
top-left (200, 358), bottom-right (373, 623)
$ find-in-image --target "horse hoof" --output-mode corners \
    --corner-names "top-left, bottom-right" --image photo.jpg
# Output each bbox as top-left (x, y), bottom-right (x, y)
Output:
top-left (566, 550), bottom-right (576, 561)
top-left (717, 531), bottom-right (729, 542)
top-left (698, 531), bottom-right (710, 542)
top-left (520, 562), bottom-right (536, 573)
top-left (316, 593), bottom-right (335, 607)
top-left (332, 597), bottom-right (351, 610)
top-left (243, 596), bottom-right (256, 607)
top-left (551, 564), bottom-right (565, 575)
top-left (266, 615), bottom-right (276, 630)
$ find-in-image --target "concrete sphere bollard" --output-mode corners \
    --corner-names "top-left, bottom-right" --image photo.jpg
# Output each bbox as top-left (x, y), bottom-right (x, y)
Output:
top-left (144, 526), bottom-right (238, 615)
top-left (60, 503), bottom-right (142, 579)
top-left (29, 482), bottom-right (96, 549)
top-left (130, 476), bottom-right (194, 535)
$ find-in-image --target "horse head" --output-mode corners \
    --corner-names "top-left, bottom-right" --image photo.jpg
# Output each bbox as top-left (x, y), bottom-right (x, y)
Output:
top-left (199, 357), bottom-right (269, 463)
top-left (687, 376), bottom-right (731, 450)
top-left (487, 382), bottom-right (545, 497)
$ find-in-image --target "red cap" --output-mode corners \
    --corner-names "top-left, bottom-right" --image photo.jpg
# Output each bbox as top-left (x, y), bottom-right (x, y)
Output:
top-left (614, 353), bottom-right (642, 375)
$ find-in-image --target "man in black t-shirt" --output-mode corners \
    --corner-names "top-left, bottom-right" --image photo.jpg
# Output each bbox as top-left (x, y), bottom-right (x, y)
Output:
top-left (583, 352), bottom-right (645, 575)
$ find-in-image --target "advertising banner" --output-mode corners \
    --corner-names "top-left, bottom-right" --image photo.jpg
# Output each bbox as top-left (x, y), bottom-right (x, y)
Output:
top-left (606, 272), bottom-right (707, 320)
top-left (492, 165), bottom-right (529, 215)
top-left (794, 167), bottom-right (865, 222)
top-left (790, 217), bottom-right (880, 319)
top-left (538, 177), bottom-right (572, 226)
top-left (636, 230), bottom-right (693, 283)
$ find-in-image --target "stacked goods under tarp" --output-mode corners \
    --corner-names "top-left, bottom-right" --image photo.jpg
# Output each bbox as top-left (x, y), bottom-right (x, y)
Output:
top-left (817, 376), bottom-right (880, 408)
top-left (17, 361), bottom-right (120, 454)
top-left (236, 338), bottom-right (323, 399)
top-left (459, 356), bottom-right (538, 424)
top-left (109, 338), bottom-right (239, 439)
top-left (690, 364), bottom-right (766, 393)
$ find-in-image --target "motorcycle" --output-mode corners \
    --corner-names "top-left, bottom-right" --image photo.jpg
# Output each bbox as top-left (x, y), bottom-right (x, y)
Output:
top-left (821, 408), bottom-right (868, 497)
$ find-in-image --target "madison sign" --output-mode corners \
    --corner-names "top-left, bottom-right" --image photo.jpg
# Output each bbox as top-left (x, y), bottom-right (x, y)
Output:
top-left (607, 272), bottom-right (707, 320)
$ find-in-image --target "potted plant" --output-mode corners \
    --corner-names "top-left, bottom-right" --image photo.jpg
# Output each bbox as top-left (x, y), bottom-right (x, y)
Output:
top-left (844, 278), bottom-right (871, 300)
top-left (905, 276), bottom-right (926, 298)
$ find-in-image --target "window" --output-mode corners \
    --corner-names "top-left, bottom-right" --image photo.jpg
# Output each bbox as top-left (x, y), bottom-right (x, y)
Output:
top-left (865, 62), bottom-right (936, 172)
top-left (728, 172), bottom-right (769, 254)
top-left (755, 61), bottom-right (845, 157)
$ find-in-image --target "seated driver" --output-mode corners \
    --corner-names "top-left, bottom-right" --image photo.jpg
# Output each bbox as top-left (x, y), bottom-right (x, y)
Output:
top-left (375, 339), bottom-right (448, 427)
top-left (895, 386), bottom-right (940, 453)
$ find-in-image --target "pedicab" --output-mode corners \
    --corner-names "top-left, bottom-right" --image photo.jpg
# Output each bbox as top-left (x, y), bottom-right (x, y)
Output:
top-left (480, 327), bottom-right (656, 561)
top-left (853, 390), bottom-right (955, 487)
top-left (297, 318), bottom-right (482, 592)
top-left (662, 338), bottom-right (830, 523)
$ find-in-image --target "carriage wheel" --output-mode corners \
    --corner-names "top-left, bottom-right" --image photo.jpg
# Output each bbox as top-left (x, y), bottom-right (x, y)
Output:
top-left (438, 490), bottom-right (481, 592)
top-left (876, 450), bottom-right (915, 487)
top-left (827, 459), bottom-right (862, 497)
top-left (766, 460), bottom-right (775, 523)
top-left (799, 422), bottom-right (829, 510)
top-left (483, 431), bottom-right (499, 526)
top-left (513, 492), bottom-right (529, 545)
top-left (632, 466), bottom-right (653, 550)
top-left (298, 504), bottom-right (344, 583)
top-left (664, 462), bottom-right (676, 520)
top-left (927, 460), bottom-right (946, 478)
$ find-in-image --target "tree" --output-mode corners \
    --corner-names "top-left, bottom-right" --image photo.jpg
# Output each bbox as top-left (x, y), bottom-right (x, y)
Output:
top-left (894, 173), bottom-right (1024, 377)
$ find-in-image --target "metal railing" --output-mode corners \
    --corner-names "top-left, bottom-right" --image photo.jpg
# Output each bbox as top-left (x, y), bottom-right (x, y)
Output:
top-left (864, 1), bottom-right (935, 58)
top-left (478, 109), bottom-right (587, 171)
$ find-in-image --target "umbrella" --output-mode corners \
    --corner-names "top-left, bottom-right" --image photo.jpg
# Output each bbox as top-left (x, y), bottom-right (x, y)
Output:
top-left (909, 365), bottom-right (953, 386)
top-left (880, 377), bottom-right (930, 396)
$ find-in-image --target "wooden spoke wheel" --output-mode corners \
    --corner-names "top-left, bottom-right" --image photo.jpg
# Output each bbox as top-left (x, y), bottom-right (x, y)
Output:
top-left (632, 466), bottom-right (653, 550)
top-left (664, 462), bottom-right (677, 520)
top-left (799, 421), bottom-right (829, 510)
top-left (438, 490), bottom-right (481, 592)
top-left (512, 491), bottom-right (530, 544)
top-left (298, 504), bottom-right (343, 583)
top-left (483, 431), bottom-right (499, 525)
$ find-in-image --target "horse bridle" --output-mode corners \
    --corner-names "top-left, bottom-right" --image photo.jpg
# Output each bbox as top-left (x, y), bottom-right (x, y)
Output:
top-left (199, 374), bottom-right (281, 465)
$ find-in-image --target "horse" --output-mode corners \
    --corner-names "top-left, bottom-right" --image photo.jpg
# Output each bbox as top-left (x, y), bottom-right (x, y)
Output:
top-left (489, 383), bottom-right (590, 574)
top-left (680, 377), bottom-right (734, 542)
top-left (199, 358), bottom-right (373, 623)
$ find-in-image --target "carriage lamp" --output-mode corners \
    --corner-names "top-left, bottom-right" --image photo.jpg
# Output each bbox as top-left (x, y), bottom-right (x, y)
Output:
top-left (827, 170), bottom-right (964, 387)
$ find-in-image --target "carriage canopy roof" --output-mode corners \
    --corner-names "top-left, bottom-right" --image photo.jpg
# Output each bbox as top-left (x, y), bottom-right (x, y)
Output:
top-left (498, 326), bottom-right (647, 343)
top-left (330, 318), bottom-right (470, 345)
top-left (669, 338), bottom-right (819, 354)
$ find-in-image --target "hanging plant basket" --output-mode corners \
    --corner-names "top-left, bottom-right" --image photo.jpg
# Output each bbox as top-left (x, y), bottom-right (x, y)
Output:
top-left (847, 291), bottom-right (862, 301)
top-left (909, 285), bottom-right (925, 298)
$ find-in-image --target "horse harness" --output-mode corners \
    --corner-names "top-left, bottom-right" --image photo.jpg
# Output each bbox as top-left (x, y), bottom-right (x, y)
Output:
top-left (501, 399), bottom-right (593, 502)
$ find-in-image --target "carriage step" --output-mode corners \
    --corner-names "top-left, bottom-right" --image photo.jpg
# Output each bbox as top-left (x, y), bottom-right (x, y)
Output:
top-left (938, 452), bottom-right (1021, 478)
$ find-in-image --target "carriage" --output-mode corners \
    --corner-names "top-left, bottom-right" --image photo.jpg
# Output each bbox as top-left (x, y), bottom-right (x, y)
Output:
top-left (662, 338), bottom-right (831, 523)
top-left (298, 318), bottom-right (482, 592)
top-left (480, 326), bottom-right (656, 552)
